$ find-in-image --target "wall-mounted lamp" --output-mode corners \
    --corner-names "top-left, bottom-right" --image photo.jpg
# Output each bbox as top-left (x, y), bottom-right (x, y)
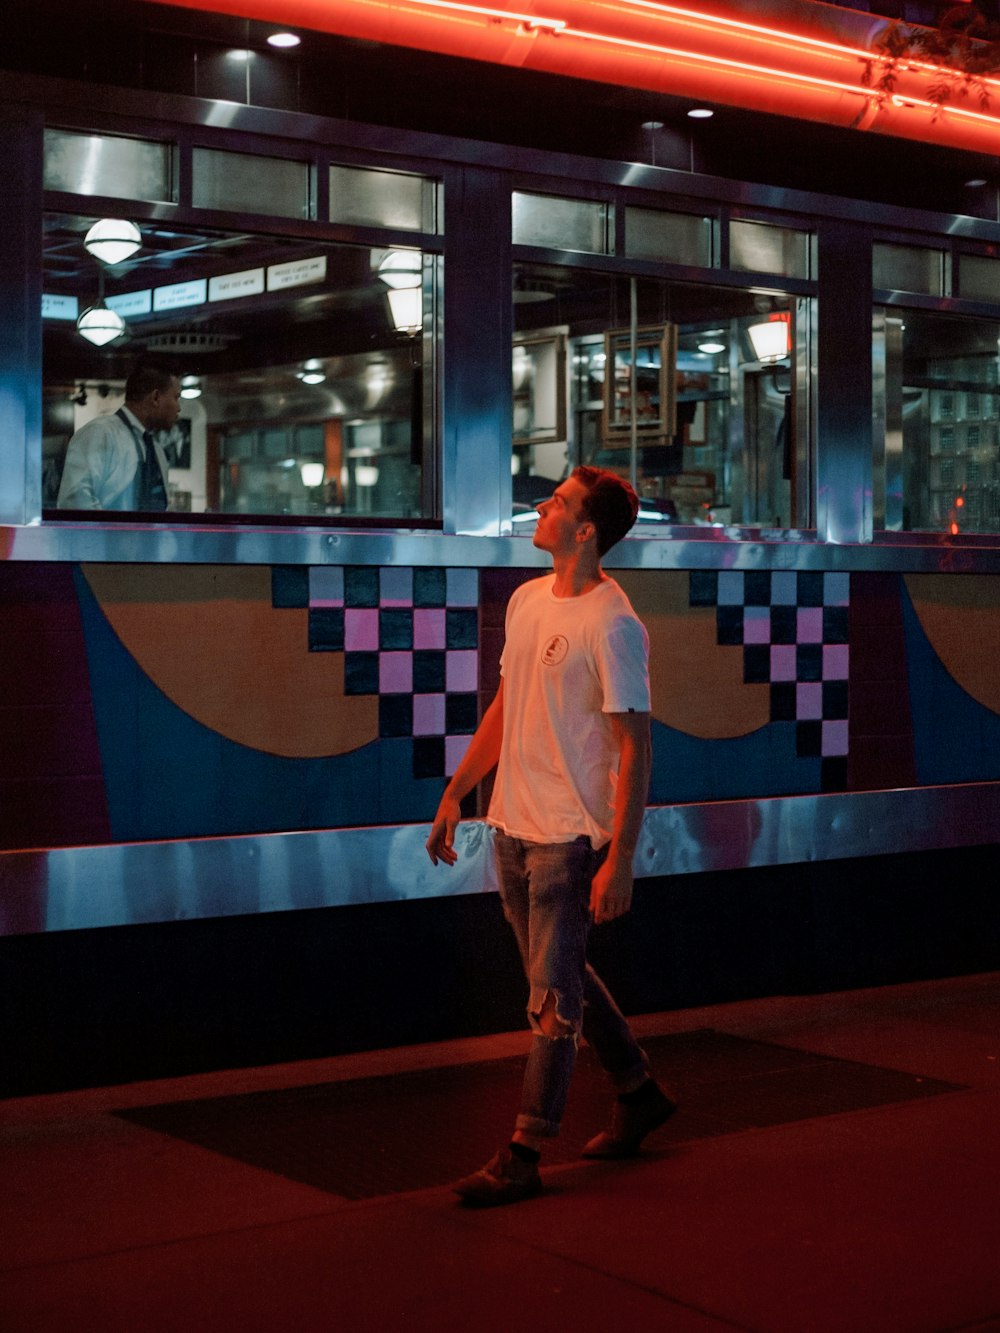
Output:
top-left (267, 30), bottom-right (301, 47)
top-left (748, 316), bottom-right (791, 366)
top-left (355, 463), bottom-right (380, 488)
top-left (386, 289), bottom-right (422, 334)
top-left (375, 250), bottom-right (423, 335)
top-left (180, 374), bottom-right (202, 400)
top-left (84, 219), bottom-right (142, 266)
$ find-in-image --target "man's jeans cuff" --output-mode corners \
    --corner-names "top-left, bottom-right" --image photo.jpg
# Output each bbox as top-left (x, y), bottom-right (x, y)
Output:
top-left (515, 1111), bottom-right (561, 1138)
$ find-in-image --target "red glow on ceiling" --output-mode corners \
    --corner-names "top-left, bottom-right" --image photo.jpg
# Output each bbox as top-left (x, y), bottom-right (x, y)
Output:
top-left (141, 0), bottom-right (1000, 155)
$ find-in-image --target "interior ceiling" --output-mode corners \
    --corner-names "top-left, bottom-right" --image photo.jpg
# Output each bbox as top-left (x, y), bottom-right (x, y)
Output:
top-left (512, 262), bottom-right (787, 338)
top-left (7, 0), bottom-right (999, 218)
top-left (42, 215), bottom-right (397, 384)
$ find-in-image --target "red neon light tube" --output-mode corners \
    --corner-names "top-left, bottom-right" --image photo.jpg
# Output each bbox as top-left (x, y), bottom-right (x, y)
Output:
top-left (139, 0), bottom-right (1000, 154)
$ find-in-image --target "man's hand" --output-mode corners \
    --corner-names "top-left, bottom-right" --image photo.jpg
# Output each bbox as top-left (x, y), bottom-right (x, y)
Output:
top-left (426, 794), bottom-right (462, 866)
top-left (425, 680), bottom-right (504, 868)
top-left (589, 855), bottom-right (634, 924)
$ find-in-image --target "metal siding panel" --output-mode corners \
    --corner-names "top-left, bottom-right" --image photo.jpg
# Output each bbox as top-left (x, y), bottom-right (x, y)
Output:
top-left (0, 103), bottom-right (43, 526)
top-left (443, 168), bottom-right (512, 536)
top-left (816, 221), bottom-right (873, 544)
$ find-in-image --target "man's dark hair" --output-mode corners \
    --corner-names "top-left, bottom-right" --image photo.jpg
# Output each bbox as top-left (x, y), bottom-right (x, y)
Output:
top-left (572, 465), bottom-right (640, 556)
top-left (125, 360), bottom-right (177, 403)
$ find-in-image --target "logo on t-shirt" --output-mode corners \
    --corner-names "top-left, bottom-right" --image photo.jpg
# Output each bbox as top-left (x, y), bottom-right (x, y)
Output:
top-left (540, 634), bottom-right (569, 666)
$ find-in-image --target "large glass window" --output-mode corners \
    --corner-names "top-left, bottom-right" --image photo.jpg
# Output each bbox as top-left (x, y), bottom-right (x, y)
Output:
top-left (873, 242), bottom-right (945, 297)
top-left (43, 129), bottom-right (174, 203)
top-left (512, 192), bottom-right (612, 254)
top-left (42, 214), bottom-right (436, 519)
top-left (192, 148), bottom-right (311, 219)
top-left (512, 263), bottom-right (801, 528)
top-left (874, 307), bottom-right (1000, 534)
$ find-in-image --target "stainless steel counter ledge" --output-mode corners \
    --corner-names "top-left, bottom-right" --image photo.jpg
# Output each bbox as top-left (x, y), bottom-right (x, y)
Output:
top-left (2, 783), bottom-right (998, 937)
top-left (6, 522), bottom-right (1000, 572)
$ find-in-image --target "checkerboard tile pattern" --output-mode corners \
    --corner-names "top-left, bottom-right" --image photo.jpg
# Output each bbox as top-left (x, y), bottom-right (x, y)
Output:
top-left (690, 569), bottom-right (850, 790)
top-left (304, 565), bottom-right (479, 780)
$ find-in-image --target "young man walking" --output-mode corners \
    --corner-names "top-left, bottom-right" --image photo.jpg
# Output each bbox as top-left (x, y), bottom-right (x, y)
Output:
top-left (426, 465), bottom-right (675, 1206)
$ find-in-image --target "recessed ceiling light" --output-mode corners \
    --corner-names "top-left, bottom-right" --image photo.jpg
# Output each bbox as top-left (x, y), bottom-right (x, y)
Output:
top-left (687, 107), bottom-right (714, 119)
top-left (641, 120), bottom-right (664, 131)
top-left (267, 31), bottom-right (301, 48)
top-left (965, 178), bottom-right (988, 188)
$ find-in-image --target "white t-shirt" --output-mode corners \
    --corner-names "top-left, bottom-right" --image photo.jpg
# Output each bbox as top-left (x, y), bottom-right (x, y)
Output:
top-left (486, 573), bottom-right (650, 849)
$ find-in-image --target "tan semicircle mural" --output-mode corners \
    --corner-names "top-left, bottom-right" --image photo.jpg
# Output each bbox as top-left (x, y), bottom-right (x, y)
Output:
top-left (615, 570), bottom-right (770, 739)
top-left (82, 565), bottom-right (378, 758)
top-left (905, 573), bottom-right (1000, 715)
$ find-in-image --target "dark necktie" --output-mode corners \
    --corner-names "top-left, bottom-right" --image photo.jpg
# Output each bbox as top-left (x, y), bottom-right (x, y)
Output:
top-left (139, 431), bottom-right (168, 511)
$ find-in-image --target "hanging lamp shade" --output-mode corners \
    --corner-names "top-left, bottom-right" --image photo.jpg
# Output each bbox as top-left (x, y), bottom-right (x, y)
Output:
top-left (76, 301), bottom-right (126, 347)
top-left (84, 219), bottom-right (142, 266)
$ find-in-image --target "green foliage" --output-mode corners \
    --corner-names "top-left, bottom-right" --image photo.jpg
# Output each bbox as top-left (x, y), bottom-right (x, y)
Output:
top-left (861, 3), bottom-right (1000, 116)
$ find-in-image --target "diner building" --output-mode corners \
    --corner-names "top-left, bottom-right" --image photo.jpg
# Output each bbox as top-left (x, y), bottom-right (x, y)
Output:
top-left (3, 0), bottom-right (1000, 1094)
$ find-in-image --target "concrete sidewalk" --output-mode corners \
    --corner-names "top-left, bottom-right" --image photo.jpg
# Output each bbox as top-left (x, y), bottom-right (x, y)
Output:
top-left (3, 973), bottom-right (999, 1332)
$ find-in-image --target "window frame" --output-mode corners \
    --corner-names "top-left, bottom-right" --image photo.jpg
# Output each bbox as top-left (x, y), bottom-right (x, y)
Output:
top-left (7, 80), bottom-right (1000, 556)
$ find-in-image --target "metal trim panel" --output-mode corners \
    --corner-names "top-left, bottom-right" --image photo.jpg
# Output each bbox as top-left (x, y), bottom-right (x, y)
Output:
top-left (10, 523), bottom-right (1000, 571)
top-left (10, 69), bottom-right (1000, 244)
top-left (3, 784), bottom-right (998, 937)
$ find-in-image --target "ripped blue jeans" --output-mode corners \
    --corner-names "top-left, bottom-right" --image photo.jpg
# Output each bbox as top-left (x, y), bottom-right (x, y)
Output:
top-left (494, 830), bottom-right (651, 1139)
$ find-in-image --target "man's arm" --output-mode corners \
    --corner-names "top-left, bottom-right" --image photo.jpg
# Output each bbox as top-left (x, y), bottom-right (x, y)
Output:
top-left (589, 710), bottom-right (652, 924)
top-left (57, 433), bottom-right (104, 509)
top-left (425, 679), bottom-right (505, 866)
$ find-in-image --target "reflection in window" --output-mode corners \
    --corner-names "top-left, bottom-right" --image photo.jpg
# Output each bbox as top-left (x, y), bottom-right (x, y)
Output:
top-left (874, 307), bottom-right (1000, 533)
top-left (192, 148), bottom-right (312, 219)
top-left (873, 242), bottom-right (945, 297)
top-left (624, 207), bottom-right (712, 267)
top-left (958, 253), bottom-right (1000, 303)
top-left (512, 192), bottom-right (612, 254)
top-left (329, 165), bottom-right (439, 232)
top-left (44, 128), bottom-right (174, 203)
top-left (511, 263), bottom-right (801, 528)
top-left (729, 219), bottom-right (812, 279)
top-left (42, 215), bottom-right (435, 519)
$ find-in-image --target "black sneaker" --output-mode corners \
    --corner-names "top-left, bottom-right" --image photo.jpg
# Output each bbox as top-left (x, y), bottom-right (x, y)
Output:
top-left (581, 1081), bottom-right (677, 1159)
top-left (452, 1147), bottom-right (543, 1206)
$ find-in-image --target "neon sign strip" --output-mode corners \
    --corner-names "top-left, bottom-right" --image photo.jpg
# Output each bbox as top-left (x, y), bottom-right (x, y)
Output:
top-left (555, 23), bottom-right (876, 102)
top-left (409, 0), bottom-right (1000, 106)
top-left (138, 0), bottom-right (1000, 146)
top-left (615, 0), bottom-right (1000, 94)
top-left (412, 0), bottom-right (565, 30)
